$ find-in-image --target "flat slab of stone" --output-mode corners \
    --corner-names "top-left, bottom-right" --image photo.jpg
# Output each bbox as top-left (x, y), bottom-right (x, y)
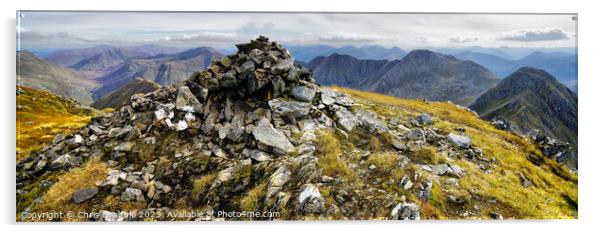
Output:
top-left (72, 188), bottom-right (98, 204)
top-left (252, 121), bottom-right (295, 155)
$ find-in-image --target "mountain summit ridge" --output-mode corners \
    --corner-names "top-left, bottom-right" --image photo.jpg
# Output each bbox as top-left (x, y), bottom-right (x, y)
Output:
top-left (308, 49), bottom-right (501, 106)
top-left (469, 66), bottom-right (577, 166)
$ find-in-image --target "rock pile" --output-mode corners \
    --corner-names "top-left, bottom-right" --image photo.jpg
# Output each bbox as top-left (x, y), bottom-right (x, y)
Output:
top-left (16, 36), bottom-right (403, 221)
top-left (529, 130), bottom-right (572, 163)
top-left (491, 117), bottom-right (511, 131)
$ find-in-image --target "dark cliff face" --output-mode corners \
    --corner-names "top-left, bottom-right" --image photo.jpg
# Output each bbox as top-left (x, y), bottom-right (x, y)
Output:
top-left (308, 50), bottom-right (500, 106)
top-left (307, 53), bottom-right (388, 87)
top-left (469, 67), bottom-right (578, 164)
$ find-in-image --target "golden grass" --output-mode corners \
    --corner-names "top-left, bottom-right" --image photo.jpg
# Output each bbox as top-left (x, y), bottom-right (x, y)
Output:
top-left (336, 86), bottom-right (578, 219)
top-left (240, 182), bottom-right (268, 213)
top-left (316, 131), bottom-right (356, 180)
top-left (28, 159), bottom-right (107, 221)
top-left (410, 146), bottom-right (446, 164)
top-left (366, 151), bottom-right (398, 172)
top-left (192, 173), bottom-right (217, 199)
top-left (16, 86), bottom-right (98, 160)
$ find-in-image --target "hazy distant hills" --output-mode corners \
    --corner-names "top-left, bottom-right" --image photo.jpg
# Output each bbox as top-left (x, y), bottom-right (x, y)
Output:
top-left (309, 49), bottom-right (501, 105)
top-left (455, 51), bottom-right (577, 92)
top-left (92, 47), bottom-right (222, 98)
top-left (19, 45), bottom-right (220, 105)
top-left (92, 77), bottom-right (160, 110)
top-left (288, 44), bottom-right (407, 62)
top-left (45, 44), bottom-right (185, 67)
top-left (69, 47), bottom-right (151, 74)
top-left (469, 67), bottom-right (577, 162)
top-left (434, 46), bottom-right (576, 60)
top-left (17, 51), bottom-right (98, 105)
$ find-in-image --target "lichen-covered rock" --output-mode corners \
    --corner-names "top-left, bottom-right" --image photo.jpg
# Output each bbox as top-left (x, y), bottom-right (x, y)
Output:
top-left (355, 108), bottom-right (388, 134)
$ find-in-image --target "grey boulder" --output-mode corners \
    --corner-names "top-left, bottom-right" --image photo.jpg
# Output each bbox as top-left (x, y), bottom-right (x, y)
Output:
top-left (252, 119), bottom-right (295, 155)
top-left (120, 188), bottom-right (145, 202)
top-left (290, 84), bottom-right (317, 102)
top-left (355, 108), bottom-right (388, 134)
top-left (447, 133), bottom-right (471, 148)
top-left (72, 188), bottom-right (98, 204)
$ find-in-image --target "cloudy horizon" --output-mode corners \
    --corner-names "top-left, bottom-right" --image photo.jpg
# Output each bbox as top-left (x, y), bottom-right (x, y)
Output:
top-left (17, 12), bottom-right (577, 52)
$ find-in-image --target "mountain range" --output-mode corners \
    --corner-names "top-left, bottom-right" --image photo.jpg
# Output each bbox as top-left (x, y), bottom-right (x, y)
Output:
top-left (92, 47), bottom-right (222, 98)
top-left (308, 50), bottom-right (501, 105)
top-left (17, 45), bottom-right (577, 109)
top-left (455, 51), bottom-right (577, 92)
top-left (45, 44), bottom-right (185, 67)
top-left (19, 46), bottom-right (222, 104)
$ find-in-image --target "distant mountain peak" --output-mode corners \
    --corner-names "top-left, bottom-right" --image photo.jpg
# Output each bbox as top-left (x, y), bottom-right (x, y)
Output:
top-left (506, 67), bottom-right (561, 86)
top-left (404, 49), bottom-right (453, 63)
top-left (469, 66), bottom-right (577, 165)
top-left (406, 49), bottom-right (437, 57)
top-left (328, 53), bottom-right (358, 59)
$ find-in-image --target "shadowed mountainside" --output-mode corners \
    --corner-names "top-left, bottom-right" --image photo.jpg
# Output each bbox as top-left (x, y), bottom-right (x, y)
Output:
top-left (309, 50), bottom-right (501, 106)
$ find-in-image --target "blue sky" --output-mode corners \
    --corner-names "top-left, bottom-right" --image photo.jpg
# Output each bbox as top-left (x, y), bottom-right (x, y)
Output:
top-left (17, 12), bottom-right (577, 50)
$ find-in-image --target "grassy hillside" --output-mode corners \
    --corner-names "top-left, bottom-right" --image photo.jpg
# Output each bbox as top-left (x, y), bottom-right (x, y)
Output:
top-left (16, 86), bottom-right (99, 161)
top-left (336, 87), bottom-right (577, 219)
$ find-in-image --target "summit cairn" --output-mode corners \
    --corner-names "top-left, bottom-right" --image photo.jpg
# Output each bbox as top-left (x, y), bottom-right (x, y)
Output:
top-left (188, 35), bottom-right (316, 101)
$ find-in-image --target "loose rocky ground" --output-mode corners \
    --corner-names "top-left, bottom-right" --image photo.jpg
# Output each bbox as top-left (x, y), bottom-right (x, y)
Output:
top-left (16, 37), bottom-right (577, 221)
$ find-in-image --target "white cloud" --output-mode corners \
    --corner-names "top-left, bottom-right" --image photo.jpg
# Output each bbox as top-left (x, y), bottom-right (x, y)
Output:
top-left (316, 32), bottom-right (391, 43)
top-left (240, 22), bottom-right (275, 31)
top-left (17, 12), bottom-right (577, 49)
top-left (497, 28), bottom-right (571, 41)
top-left (19, 27), bottom-right (120, 43)
top-left (449, 37), bottom-right (478, 43)
top-left (160, 31), bottom-right (239, 42)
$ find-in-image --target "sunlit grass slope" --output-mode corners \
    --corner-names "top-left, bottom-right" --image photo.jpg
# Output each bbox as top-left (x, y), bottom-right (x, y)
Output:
top-left (16, 86), bottom-right (99, 161)
top-left (336, 86), bottom-right (577, 219)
